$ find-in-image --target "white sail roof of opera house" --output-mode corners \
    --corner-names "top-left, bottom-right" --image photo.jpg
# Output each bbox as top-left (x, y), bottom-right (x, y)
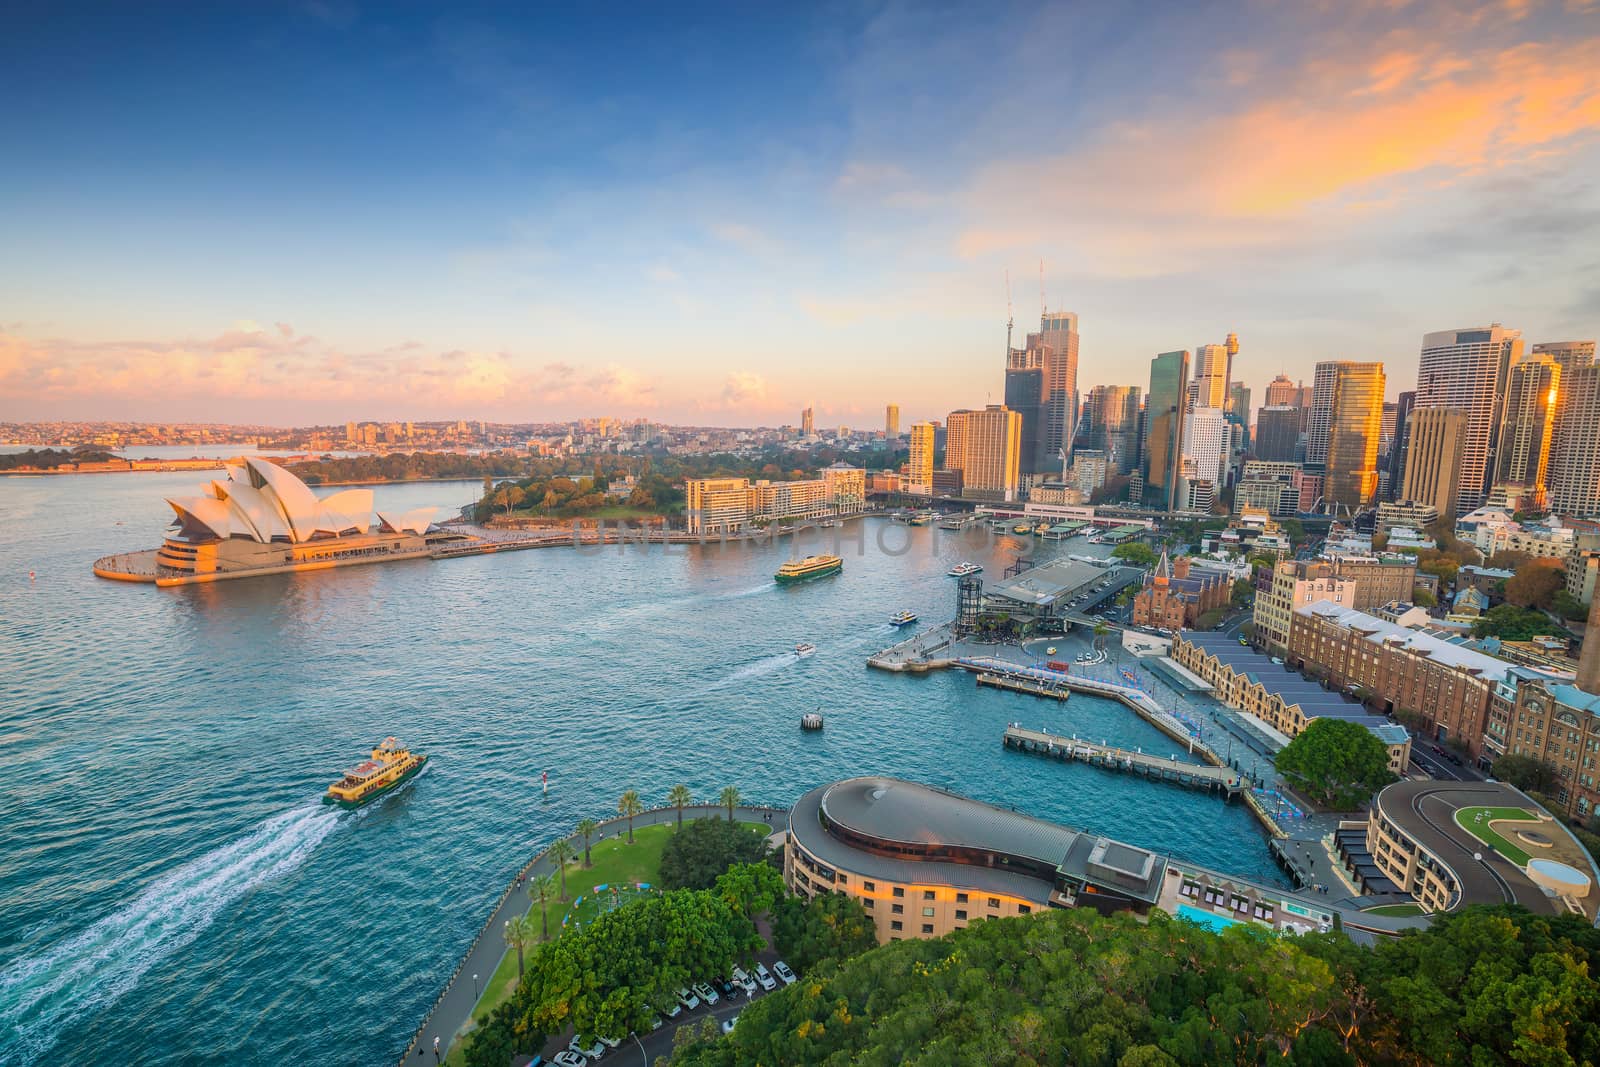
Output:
top-left (164, 457), bottom-right (439, 543)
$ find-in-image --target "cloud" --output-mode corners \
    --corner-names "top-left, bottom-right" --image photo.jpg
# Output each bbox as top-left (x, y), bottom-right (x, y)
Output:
top-left (719, 372), bottom-right (768, 407)
top-left (708, 222), bottom-right (780, 258)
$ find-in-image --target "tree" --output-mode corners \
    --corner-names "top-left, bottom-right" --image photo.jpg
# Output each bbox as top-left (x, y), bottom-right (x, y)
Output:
top-left (1274, 717), bottom-right (1397, 810)
top-left (719, 785), bottom-right (741, 821)
top-left (577, 817), bottom-right (599, 868)
top-left (668, 784), bottom-right (694, 830)
top-left (1553, 590), bottom-right (1589, 621)
top-left (771, 886), bottom-right (878, 973)
top-left (659, 818), bottom-right (769, 891)
top-left (1412, 585), bottom-right (1437, 608)
top-left (1112, 541), bottom-right (1158, 567)
top-left (713, 861), bottom-right (786, 918)
top-left (618, 790), bottom-right (644, 843)
top-left (503, 914), bottom-right (538, 979)
top-left (530, 873), bottom-right (558, 941)
top-left (1492, 753), bottom-right (1561, 793)
top-left (1195, 607), bottom-right (1224, 631)
top-left (548, 838), bottom-right (576, 900)
top-left (1230, 578), bottom-right (1254, 609)
top-left (1092, 619), bottom-right (1109, 651)
top-left (1473, 603), bottom-right (1552, 641)
top-left (1504, 558), bottom-right (1565, 610)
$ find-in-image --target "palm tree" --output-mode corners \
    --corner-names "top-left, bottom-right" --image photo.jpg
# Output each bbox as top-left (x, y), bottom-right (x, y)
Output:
top-left (719, 785), bottom-right (741, 822)
top-left (667, 784), bottom-right (693, 830)
top-left (530, 873), bottom-right (558, 941)
top-left (548, 838), bottom-right (576, 900)
top-left (618, 790), bottom-right (643, 843)
top-left (576, 818), bottom-right (598, 868)
top-left (503, 914), bottom-right (538, 978)
top-left (1093, 620), bottom-right (1109, 653)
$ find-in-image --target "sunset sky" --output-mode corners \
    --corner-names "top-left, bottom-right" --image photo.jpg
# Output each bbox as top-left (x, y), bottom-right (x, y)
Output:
top-left (5, 1), bottom-right (1600, 426)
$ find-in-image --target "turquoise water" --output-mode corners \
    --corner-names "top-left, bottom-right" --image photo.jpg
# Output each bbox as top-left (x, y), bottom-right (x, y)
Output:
top-left (0, 471), bottom-right (1283, 1066)
top-left (1175, 902), bottom-right (1245, 932)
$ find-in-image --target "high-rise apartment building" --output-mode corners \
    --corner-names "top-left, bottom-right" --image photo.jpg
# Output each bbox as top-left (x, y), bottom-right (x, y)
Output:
top-left (1323, 362), bottom-right (1385, 513)
top-left (1227, 383), bottom-right (1252, 448)
top-left (801, 407), bottom-right (815, 436)
top-left (1035, 312), bottom-right (1080, 471)
top-left (1493, 357), bottom-right (1560, 507)
top-left (1086, 385), bottom-right (1142, 474)
top-left (885, 404), bottom-right (900, 438)
top-left (1181, 407), bottom-right (1228, 486)
top-left (1401, 408), bottom-right (1468, 520)
top-left (1549, 365), bottom-right (1600, 518)
top-left (1254, 405), bottom-right (1300, 463)
top-left (944, 405), bottom-right (1022, 501)
top-left (1415, 325), bottom-right (1523, 509)
top-left (907, 422), bottom-right (935, 495)
top-left (1004, 346), bottom-right (1043, 476)
top-left (1264, 374), bottom-right (1298, 407)
top-left (1386, 391), bottom-right (1416, 502)
top-left (1532, 340), bottom-right (1597, 374)
top-left (1143, 350), bottom-right (1190, 511)
top-left (1304, 362), bottom-right (1340, 468)
top-left (1192, 344), bottom-right (1230, 409)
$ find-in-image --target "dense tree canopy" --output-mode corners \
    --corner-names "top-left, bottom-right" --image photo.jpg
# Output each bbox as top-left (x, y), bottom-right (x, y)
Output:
top-left (1504, 559), bottom-right (1567, 611)
top-left (658, 818), bottom-right (771, 891)
top-left (1491, 753), bottom-right (1561, 794)
top-left (1553, 590), bottom-right (1589, 622)
top-left (770, 888), bottom-right (878, 974)
top-left (1112, 542), bottom-right (1158, 567)
top-left (1473, 603), bottom-right (1556, 642)
top-left (289, 451), bottom-right (528, 484)
top-left (1274, 718), bottom-right (1396, 810)
top-left (0, 447), bottom-right (116, 470)
top-left (464, 887), bottom-right (761, 1066)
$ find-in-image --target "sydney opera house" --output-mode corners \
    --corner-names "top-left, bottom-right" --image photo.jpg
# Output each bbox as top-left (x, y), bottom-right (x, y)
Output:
top-left (94, 457), bottom-right (450, 586)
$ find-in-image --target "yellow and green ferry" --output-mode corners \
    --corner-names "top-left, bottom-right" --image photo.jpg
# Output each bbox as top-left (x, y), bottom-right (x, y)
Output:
top-left (324, 737), bottom-right (429, 808)
top-left (774, 554), bottom-right (843, 584)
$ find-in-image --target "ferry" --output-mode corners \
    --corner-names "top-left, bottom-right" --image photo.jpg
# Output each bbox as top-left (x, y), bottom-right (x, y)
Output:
top-left (324, 737), bottom-right (428, 809)
top-left (1012, 523), bottom-right (1033, 534)
top-left (890, 610), bottom-right (918, 627)
top-left (947, 561), bottom-right (982, 577)
top-left (774, 554), bottom-right (843, 584)
top-left (906, 511), bottom-right (934, 526)
top-left (795, 642), bottom-right (817, 656)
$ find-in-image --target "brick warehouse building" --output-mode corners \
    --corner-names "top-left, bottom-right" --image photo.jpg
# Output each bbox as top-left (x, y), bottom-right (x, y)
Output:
top-left (1131, 549), bottom-right (1230, 630)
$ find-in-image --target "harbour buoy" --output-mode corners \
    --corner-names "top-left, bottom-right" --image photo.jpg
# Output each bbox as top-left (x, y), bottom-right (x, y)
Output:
top-left (800, 712), bottom-right (824, 731)
top-left (29, 571), bottom-right (35, 581)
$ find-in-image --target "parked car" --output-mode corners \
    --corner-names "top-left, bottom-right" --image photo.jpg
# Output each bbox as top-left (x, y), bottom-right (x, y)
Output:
top-left (552, 1052), bottom-right (587, 1067)
top-left (754, 963), bottom-right (777, 991)
top-left (774, 961), bottom-right (796, 985)
top-left (676, 987), bottom-right (700, 1011)
top-left (569, 1035), bottom-right (605, 1059)
top-left (712, 976), bottom-right (736, 999)
top-left (721, 1015), bottom-right (739, 1035)
top-left (598, 1035), bottom-right (621, 1049)
top-left (663, 1000), bottom-right (682, 1019)
top-left (693, 981), bottom-right (719, 1005)
top-left (731, 965), bottom-right (757, 995)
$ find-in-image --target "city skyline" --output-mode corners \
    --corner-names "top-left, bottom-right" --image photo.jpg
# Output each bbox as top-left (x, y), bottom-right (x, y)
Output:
top-left (7, 3), bottom-right (1600, 424)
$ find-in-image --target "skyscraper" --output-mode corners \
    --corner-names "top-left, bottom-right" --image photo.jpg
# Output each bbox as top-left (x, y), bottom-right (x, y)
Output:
top-left (1035, 312), bottom-right (1080, 472)
top-left (1415, 325), bottom-right (1523, 510)
top-left (1254, 405), bottom-right (1300, 463)
top-left (1386, 390), bottom-right (1416, 502)
top-left (1192, 344), bottom-right (1230, 409)
top-left (1304, 362), bottom-right (1341, 468)
top-left (1323, 362), bottom-right (1385, 513)
top-left (801, 407), bottom-right (815, 436)
top-left (1532, 340), bottom-right (1597, 375)
top-left (907, 421), bottom-right (935, 494)
top-left (1086, 385), bottom-right (1142, 474)
top-left (944, 405), bottom-right (1023, 502)
top-left (1264, 374), bottom-right (1298, 407)
top-left (1227, 383), bottom-right (1252, 450)
top-left (1493, 357), bottom-right (1560, 507)
top-left (1548, 365), bottom-right (1600, 518)
top-left (1401, 408), bottom-right (1468, 520)
top-left (1143, 350), bottom-right (1190, 511)
top-left (1182, 407), bottom-right (1228, 485)
top-left (885, 404), bottom-right (900, 438)
top-left (1004, 346), bottom-right (1043, 476)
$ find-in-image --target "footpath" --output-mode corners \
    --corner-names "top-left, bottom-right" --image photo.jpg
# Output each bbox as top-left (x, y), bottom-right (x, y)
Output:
top-left (401, 803), bottom-right (786, 1066)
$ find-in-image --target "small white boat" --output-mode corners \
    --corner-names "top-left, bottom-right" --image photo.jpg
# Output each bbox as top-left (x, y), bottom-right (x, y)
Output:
top-left (890, 610), bottom-right (918, 626)
top-left (795, 643), bottom-right (817, 656)
top-left (947, 561), bottom-right (982, 577)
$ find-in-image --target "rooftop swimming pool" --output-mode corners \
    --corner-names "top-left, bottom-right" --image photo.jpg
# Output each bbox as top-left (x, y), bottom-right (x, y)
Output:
top-left (1175, 902), bottom-right (1245, 932)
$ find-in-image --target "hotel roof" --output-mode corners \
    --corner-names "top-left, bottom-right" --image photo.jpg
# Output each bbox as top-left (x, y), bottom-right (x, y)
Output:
top-left (1296, 600), bottom-right (1538, 683)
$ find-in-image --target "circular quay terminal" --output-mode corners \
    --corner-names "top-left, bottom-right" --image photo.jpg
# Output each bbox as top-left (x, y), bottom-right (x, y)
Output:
top-left (16, 4), bottom-right (1600, 1067)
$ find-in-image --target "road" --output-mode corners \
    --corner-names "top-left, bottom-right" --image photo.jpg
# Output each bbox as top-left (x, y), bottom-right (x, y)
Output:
top-left (403, 803), bottom-right (786, 1066)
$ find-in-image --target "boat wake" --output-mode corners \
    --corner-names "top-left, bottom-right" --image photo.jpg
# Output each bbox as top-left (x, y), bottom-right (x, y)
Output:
top-left (0, 804), bottom-right (339, 1066)
top-left (706, 652), bottom-right (797, 690)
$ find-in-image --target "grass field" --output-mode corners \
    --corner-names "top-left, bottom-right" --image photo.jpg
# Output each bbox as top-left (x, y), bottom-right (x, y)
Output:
top-left (1454, 805), bottom-right (1539, 867)
top-left (445, 819), bottom-right (770, 1065)
top-left (1362, 903), bottom-right (1425, 918)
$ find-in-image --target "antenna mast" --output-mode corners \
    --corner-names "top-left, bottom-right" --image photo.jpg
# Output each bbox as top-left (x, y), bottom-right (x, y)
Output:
top-left (1005, 270), bottom-right (1014, 358)
top-left (1039, 259), bottom-right (1045, 318)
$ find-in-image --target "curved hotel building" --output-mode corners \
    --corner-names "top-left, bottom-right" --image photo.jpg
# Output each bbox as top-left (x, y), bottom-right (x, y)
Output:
top-left (94, 457), bottom-right (446, 586)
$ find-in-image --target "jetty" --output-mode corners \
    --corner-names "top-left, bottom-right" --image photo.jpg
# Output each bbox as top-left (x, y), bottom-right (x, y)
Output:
top-left (977, 672), bottom-right (1071, 701)
top-left (1002, 725), bottom-right (1250, 799)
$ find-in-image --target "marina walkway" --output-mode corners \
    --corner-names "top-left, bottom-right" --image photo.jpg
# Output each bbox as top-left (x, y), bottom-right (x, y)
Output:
top-left (1002, 725), bottom-right (1250, 797)
top-left (401, 803), bottom-right (786, 1066)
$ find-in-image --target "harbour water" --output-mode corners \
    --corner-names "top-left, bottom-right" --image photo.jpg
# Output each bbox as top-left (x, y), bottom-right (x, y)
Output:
top-left (0, 470), bottom-right (1283, 1066)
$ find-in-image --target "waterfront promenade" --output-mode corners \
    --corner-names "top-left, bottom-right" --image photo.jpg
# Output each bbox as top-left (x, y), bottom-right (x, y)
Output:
top-left (402, 803), bottom-right (786, 1067)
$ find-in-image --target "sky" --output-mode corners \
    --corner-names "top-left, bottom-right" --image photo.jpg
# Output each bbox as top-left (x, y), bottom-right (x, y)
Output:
top-left (4, 0), bottom-right (1600, 428)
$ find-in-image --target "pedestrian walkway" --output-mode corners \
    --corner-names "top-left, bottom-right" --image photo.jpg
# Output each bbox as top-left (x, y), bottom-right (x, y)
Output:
top-left (402, 803), bottom-right (785, 1066)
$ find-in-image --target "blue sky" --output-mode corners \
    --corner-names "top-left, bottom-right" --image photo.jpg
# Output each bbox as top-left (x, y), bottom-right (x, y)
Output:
top-left (5, 1), bottom-right (1600, 426)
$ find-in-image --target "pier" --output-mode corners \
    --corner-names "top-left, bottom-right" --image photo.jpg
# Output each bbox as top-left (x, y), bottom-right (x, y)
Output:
top-left (1002, 725), bottom-right (1250, 798)
top-left (977, 672), bottom-right (1072, 700)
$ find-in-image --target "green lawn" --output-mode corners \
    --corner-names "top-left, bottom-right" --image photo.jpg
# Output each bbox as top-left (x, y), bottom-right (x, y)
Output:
top-left (1454, 806), bottom-right (1539, 867)
top-left (1362, 903), bottom-right (1425, 918)
top-left (445, 819), bottom-right (770, 1065)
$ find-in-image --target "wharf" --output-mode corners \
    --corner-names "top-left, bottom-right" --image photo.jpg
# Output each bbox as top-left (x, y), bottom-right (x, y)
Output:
top-left (977, 672), bottom-right (1072, 700)
top-left (1002, 725), bottom-right (1250, 798)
